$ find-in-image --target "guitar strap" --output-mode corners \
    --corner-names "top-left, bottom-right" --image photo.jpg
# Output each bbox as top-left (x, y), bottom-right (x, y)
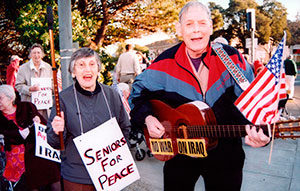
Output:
top-left (212, 43), bottom-right (250, 91)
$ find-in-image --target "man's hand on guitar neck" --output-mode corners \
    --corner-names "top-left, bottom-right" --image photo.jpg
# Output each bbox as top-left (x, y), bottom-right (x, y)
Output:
top-left (145, 115), bottom-right (165, 138)
top-left (245, 125), bottom-right (270, 148)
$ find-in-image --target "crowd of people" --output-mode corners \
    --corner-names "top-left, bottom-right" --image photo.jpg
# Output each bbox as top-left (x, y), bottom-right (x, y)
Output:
top-left (1, 43), bottom-right (60, 191)
top-left (0, 1), bottom-right (298, 191)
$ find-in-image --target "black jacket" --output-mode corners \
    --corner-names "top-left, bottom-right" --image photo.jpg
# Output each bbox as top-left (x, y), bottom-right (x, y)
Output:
top-left (0, 101), bottom-right (46, 151)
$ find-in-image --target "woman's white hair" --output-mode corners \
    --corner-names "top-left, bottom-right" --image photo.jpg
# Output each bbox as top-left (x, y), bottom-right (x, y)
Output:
top-left (0, 85), bottom-right (16, 101)
top-left (69, 47), bottom-right (102, 75)
top-left (28, 43), bottom-right (45, 59)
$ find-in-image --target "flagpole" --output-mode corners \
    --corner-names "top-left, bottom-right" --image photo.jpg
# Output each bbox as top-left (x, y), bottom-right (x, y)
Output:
top-left (268, 31), bottom-right (286, 164)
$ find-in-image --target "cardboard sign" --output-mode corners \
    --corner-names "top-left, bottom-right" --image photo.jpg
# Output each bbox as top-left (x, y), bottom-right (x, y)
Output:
top-left (31, 77), bottom-right (52, 110)
top-left (35, 123), bottom-right (61, 163)
top-left (149, 138), bottom-right (174, 155)
top-left (176, 139), bottom-right (207, 158)
top-left (73, 117), bottom-right (140, 191)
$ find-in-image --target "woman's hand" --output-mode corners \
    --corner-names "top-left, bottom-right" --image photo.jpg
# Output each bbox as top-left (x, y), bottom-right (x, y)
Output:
top-left (51, 112), bottom-right (65, 135)
top-left (29, 84), bottom-right (40, 92)
top-left (32, 116), bottom-right (41, 124)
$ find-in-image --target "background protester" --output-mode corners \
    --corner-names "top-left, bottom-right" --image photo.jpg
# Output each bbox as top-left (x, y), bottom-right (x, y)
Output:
top-left (115, 44), bottom-right (141, 90)
top-left (136, 51), bottom-right (150, 72)
top-left (15, 43), bottom-right (53, 120)
top-left (47, 47), bottom-right (130, 191)
top-left (284, 55), bottom-right (298, 99)
top-left (0, 84), bottom-right (61, 191)
top-left (6, 55), bottom-right (23, 88)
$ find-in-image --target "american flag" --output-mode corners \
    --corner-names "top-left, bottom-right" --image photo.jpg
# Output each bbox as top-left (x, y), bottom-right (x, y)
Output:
top-left (121, 96), bottom-right (131, 119)
top-left (234, 33), bottom-right (287, 125)
top-left (57, 69), bottom-right (62, 92)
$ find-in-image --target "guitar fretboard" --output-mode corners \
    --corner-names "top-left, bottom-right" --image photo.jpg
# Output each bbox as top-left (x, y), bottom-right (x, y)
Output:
top-left (185, 125), bottom-right (266, 138)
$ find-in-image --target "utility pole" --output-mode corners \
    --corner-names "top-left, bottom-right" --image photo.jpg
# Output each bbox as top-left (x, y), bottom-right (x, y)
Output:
top-left (247, 9), bottom-right (256, 63)
top-left (58, 0), bottom-right (73, 89)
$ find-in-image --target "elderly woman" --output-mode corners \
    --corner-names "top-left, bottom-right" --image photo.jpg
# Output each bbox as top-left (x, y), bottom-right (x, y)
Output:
top-left (0, 85), bottom-right (61, 191)
top-left (15, 43), bottom-right (53, 120)
top-left (47, 47), bottom-right (131, 191)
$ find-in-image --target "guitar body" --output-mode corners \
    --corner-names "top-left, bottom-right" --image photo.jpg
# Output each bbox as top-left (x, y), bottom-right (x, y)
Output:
top-left (144, 99), bottom-right (218, 161)
top-left (144, 100), bottom-right (300, 161)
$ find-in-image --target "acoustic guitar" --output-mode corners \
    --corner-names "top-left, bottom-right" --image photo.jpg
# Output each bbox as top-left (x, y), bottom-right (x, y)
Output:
top-left (144, 99), bottom-right (300, 161)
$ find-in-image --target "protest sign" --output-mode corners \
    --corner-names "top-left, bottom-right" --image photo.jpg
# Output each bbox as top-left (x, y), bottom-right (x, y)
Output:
top-left (35, 123), bottom-right (61, 163)
top-left (73, 117), bottom-right (140, 191)
top-left (31, 77), bottom-right (52, 110)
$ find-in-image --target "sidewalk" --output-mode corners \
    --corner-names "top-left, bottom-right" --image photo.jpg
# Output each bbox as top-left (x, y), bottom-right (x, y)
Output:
top-left (124, 74), bottom-right (300, 191)
top-left (241, 75), bottom-right (300, 191)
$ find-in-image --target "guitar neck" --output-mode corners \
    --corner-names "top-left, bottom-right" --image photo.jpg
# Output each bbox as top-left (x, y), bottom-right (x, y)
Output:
top-left (187, 124), bottom-right (267, 138)
top-left (149, 99), bottom-right (300, 140)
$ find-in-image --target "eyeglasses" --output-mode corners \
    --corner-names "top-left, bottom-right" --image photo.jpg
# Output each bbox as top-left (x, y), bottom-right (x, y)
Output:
top-left (75, 61), bottom-right (98, 70)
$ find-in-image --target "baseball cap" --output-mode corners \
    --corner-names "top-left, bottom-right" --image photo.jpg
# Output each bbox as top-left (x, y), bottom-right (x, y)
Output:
top-left (10, 55), bottom-right (23, 62)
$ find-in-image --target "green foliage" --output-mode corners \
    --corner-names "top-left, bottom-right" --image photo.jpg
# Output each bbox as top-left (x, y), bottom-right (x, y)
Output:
top-left (98, 51), bottom-right (118, 85)
top-left (259, 0), bottom-right (288, 45)
top-left (211, 9), bottom-right (224, 32)
top-left (255, 10), bottom-right (271, 44)
top-left (210, 0), bottom-right (289, 55)
top-left (138, 0), bottom-right (187, 34)
top-left (72, 9), bottom-right (99, 47)
top-left (14, 1), bottom-right (58, 62)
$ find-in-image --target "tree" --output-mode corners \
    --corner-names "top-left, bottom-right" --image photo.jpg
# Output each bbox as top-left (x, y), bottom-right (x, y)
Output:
top-left (206, 2), bottom-right (225, 35)
top-left (72, 0), bottom-right (187, 48)
top-left (0, 0), bottom-right (26, 62)
top-left (210, 0), bottom-right (289, 57)
top-left (221, 0), bottom-right (259, 50)
top-left (15, 1), bottom-right (58, 61)
top-left (72, 0), bottom-right (140, 48)
top-left (287, 16), bottom-right (300, 45)
top-left (260, 0), bottom-right (288, 43)
top-left (258, 0), bottom-right (289, 57)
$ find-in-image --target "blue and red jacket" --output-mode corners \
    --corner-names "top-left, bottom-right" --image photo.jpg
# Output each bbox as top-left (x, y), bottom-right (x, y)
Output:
top-left (129, 42), bottom-right (254, 128)
top-left (129, 42), bottom-right (255, 166)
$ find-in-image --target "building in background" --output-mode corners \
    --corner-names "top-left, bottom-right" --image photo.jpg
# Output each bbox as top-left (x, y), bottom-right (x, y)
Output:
top-left (290, 44), bottom-right (300, 63)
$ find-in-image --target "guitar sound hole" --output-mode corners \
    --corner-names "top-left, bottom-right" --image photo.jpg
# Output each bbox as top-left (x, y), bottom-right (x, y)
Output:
top-left (177, 123), bottom-right (188, 138)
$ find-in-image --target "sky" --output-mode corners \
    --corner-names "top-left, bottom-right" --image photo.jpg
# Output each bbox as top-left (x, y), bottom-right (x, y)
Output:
top-left (201, 0), bottom-right (299, 21)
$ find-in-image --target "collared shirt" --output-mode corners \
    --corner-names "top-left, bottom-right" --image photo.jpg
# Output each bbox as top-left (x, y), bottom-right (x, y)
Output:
top-left (188, 51), bottom-right (209, 94)
top-left (29, 59), bottom-right (48, 77)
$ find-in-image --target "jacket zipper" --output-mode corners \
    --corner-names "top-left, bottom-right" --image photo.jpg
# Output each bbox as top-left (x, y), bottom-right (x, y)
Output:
top-left (175, 61), bottom-right (205, 102)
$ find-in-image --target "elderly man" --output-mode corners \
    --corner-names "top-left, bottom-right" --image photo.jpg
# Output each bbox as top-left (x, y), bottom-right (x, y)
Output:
top-left (115, 44), bottom-right (141, 90)
top-left (129, 1), bottom-right (270, 190)
top-left (284, 55), bottom-right (298, 99)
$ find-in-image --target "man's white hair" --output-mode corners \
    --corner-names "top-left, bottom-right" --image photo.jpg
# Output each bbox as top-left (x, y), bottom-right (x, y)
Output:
top-left (178, 1), bottom-right (211, 23)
